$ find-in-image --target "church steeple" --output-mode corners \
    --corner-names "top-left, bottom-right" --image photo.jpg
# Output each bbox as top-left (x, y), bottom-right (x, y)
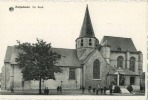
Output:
top-left (76, 5), bottom-right (99, 50)
top-left (79, 5), bottom-right (95, 38)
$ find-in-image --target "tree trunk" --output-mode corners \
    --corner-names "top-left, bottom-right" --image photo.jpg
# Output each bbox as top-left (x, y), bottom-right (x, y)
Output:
top-left (39, 77), bottom-right (42, 94)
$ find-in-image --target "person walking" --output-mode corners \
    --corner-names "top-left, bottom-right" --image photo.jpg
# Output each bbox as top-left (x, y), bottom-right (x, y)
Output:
top-left (96, 84), bottom-right (100, 95)
top-left (11, 88), bottom-right (14, 93)
top-left (100, 86), bottom-right (103, 95)
top-left (57, 86), bottom-right (60, 93)
top-left (46, 87), bottom-right (49, 95)
top-left (104, 86), bottom-right (107, 95)
top-left (88, 86), bottom-right (91, 93)
top-left (59, 86), bottom-right (62, 93)
top-left (82, 86), bottom-right (85, 94)
top-left (44, 87), bottom-right (47, 95)
top-left (96, 88), bottom-right (98, 95)
top-left (93, 88), bottom-right (96, 94)
top-left (109, 84), bottom-right (112, 95)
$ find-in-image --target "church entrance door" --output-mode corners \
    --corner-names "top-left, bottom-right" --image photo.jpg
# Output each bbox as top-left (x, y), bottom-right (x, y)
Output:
top-left (130, 77), bottom-right (135, 85)
top-left (119, 74), bottom-right (125, 86)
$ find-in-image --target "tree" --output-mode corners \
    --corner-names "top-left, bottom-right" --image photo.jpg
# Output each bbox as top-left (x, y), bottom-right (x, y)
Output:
top-left (15, 39), bottom-right (62, 94)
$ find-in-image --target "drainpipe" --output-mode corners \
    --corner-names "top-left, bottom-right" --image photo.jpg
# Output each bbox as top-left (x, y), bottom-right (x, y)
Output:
top-left (81, 64), bottom-right (85, 88)
top-left (5, 63), bottom-right (6, 90)
top-left (11, 65), bottom-right (14, 90)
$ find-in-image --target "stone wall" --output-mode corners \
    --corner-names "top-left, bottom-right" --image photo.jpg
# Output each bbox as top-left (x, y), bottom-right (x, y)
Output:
top-left (110, 52), bottom-right (126, 68)
top-left (84, 50), bottom-right (110, 88)
top-left (1, 65), bottom-right (5, 90)
top-left (76, 37), bottom-right (97, 49)
top-left (1, 65), bottom-right (82, 90)
top-left (1, 63), bottom-right (11, 90)
top-left (110, 52), bottom-right (139, 74)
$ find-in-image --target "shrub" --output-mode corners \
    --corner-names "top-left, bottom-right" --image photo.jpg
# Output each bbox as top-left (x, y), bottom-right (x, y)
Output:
top-left (126, 85), bottom-right (133, 93)
top-left (140, 83), bottom-right (145, 91)
top-left (140, 84), bottom-right (143, 90)
top-left (114, 85), bottom-right (121, 93)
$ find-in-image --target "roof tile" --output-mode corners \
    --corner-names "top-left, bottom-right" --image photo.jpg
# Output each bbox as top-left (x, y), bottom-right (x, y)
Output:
top-left (100, 36), bottom-right (137, 52)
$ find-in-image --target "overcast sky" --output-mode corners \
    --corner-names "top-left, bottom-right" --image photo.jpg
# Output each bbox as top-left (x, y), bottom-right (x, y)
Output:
top-left (0, 1), bottom-right (147, 72)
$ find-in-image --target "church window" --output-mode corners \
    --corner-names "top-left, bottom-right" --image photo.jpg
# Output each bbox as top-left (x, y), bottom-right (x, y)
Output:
top-left (81, 39), bottom-right (83, 46)
top-left (93, 59), bottom-right (100, 79)
top-left (130, 57), bottom-right (135, 72)
top-left (69, 68), bottom-right (76, 80)
top-left (117, 56), bottom-right (124, 68)
top-left (89, 39), bottom-right (92, 46)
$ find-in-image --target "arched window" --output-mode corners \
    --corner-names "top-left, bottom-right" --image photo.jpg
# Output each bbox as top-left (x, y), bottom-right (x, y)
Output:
top-left (117, 56), bottom-right (124, 68)
top-left (89, 39), bottom-right (92, 46)
top-left (93, 59), bottom-right (100, 79)
top-left (130, 57), bottom-right (135, 72)
top-left (81, 39), bottom-right (83, 46)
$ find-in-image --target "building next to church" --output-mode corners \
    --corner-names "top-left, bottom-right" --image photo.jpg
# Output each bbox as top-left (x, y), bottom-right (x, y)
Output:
top-left (1, 6), bottom-right (143, 90)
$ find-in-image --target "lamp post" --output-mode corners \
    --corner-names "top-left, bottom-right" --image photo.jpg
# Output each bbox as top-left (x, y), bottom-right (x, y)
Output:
top-left (42, 80), bottom-right (44, 89)
top-left (81, 64), bottom-right (84, 88)
top-left (5, 63), bottom-right (6, 90)
top-left (11, 75), bottom-right (14, 89)
top-left (61, 81), bottom-right (63, 87)
top-left (11, 65), bottom-right (14, 91)
top-left (76, 80), bottom-right (77, 89)
top-left (106, 72), bottom-right (110, 85)
top-left (22, 78), bottom-right (24, 91)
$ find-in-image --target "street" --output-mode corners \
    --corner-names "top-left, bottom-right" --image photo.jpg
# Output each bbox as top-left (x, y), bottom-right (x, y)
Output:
top-left (0, 89), bottom-right (145, 96)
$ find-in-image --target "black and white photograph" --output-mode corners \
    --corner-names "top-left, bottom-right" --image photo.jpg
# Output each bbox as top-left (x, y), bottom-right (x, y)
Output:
top-left (0, 1), bottom-right (147, 100)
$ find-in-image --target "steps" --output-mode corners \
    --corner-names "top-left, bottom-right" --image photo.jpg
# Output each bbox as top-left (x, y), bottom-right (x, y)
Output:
top-left (120, 88), bottom-right (130, 94)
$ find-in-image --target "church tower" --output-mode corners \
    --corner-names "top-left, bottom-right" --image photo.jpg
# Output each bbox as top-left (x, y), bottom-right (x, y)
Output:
top-left (76, 5), bottom-right (99, 53)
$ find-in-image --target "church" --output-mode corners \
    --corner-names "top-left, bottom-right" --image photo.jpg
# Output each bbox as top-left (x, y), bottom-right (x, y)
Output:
top-left (1, 6), bottom-right (143, 90)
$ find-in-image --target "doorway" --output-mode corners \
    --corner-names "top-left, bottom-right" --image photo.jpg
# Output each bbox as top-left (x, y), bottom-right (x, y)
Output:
top-left (130, 77), bottom-right (135, 85)
top-left (119, 74), bottom-right (125, 86)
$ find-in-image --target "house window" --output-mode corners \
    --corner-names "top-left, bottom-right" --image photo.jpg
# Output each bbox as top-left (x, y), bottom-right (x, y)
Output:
top-left (117, 56), bottom-right (124, 68)
top-left (89, 39), bottom-right (92, 46)
top-left (69, 68), bottom-right (76, 80)
top-left (93, 59), bottom-right (100, 79)
top-left (130, 57), bottom-right (135, 72)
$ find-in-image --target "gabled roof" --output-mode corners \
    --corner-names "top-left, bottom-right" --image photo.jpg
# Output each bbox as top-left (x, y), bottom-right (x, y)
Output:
top-left (4, 46), bottom-right (13, 63)
top-left (82, 49), bottom-right (96, 64)
top-left (77, 48), bottom-right (95, 61)
top-left (79, 5), bottom-right (95, 38)
top-left (102, 40), bottom-right (111, 47)
top-left (100, 36), bottom-right (137, 52)
top-left (109, 67), bottom-right (140, 76)
top-left (51, 48), bottom-right (82, 67)
top-left (4, 46), bottom-right (82, 67)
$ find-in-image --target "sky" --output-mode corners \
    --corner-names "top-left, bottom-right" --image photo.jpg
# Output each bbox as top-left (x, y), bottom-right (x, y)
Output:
top-left (0, 1), bottom-right (147, 72)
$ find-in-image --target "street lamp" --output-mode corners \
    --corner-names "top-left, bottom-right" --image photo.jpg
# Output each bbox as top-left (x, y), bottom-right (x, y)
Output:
top-left (76, 80), bottom-right (77, 89)
top-left (22, 79), bottom-right (24, 91)
top-left (61, 81), bottom-right (63, 87)
top-left (42, 80), bottom-right (44, 89)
